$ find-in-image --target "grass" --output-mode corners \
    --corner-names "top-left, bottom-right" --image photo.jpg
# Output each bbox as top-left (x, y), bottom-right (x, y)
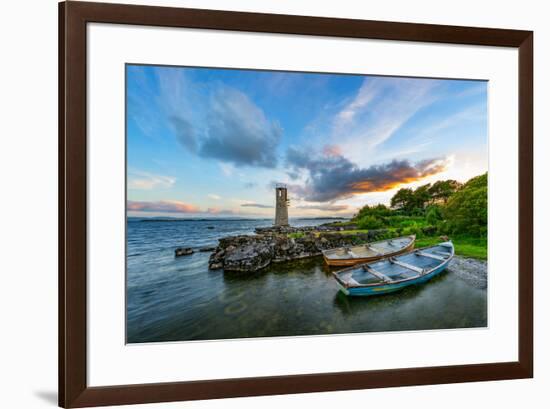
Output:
top-left (415, 236), bottom-right (487, 260)
top-left (341, 226), bottom-right (487, 260)
top-left (287, 227), bottom-right (487, 260)
top-left (338, 229), bottom-right (370, 235)
top-left (288, 232), bottom-right (306, 239)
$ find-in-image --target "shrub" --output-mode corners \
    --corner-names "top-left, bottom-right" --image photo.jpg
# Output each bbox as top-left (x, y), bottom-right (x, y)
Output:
top-left (357, 215), bottom-right (383, 230)
top-left (443, 173), bottom-right (487, 237)
top-left (426, 205), bottom-right (443, 225)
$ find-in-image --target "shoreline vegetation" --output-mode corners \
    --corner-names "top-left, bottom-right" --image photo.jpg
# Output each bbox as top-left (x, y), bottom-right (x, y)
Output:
top-left (339, 172), bottom-right (488, 260)
top-left (203, 173), bottom-right (487, 271)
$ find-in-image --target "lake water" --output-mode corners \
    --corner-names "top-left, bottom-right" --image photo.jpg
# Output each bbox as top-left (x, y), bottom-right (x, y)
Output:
top-left (127, 218), bottom-right (487, 343)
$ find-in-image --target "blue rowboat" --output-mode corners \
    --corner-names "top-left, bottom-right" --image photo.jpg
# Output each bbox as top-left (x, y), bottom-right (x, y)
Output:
top-left (332, 241), bottom-right (454, 296)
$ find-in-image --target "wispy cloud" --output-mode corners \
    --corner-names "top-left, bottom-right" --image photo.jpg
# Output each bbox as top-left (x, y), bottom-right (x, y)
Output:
top-left (411, 103), bottom-right (487, 144)
top-left (128, 170), bottom-right (176, 190)
top-left (127, 200), bottom-right (199, 213)
top-left (208, 194), bottom-right (221, 200)
top-left (205, 207), bottom-right (237, 215)
top-left (296, 204), bottom-right (349, 212)
top-left (332, 77), bottom-right (442, 158)
top-left (127, 200), bottom-right (239, 215)
top-left (241, 203), bottom-right (274, 209)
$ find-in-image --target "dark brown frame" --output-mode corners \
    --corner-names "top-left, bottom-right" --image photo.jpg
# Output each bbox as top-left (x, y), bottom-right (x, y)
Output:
top-left (59, 1), bottom-right (533, 407)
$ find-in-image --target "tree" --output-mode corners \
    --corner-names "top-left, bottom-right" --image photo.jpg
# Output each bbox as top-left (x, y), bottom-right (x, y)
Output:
top-left (412, 184), bottom-right (431, 210)
top-left (391, 188), bottom-right (414, 212)
top-left (428, 180), bottom-right (462, 204)
top-left (443, 173), bottom-right (487, 236)
top-left (426, 205), bottom-right (443, 225)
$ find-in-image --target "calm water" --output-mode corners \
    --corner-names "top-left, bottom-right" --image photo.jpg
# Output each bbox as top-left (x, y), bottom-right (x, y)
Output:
top-left (127, 218), bottom-right (487, 343)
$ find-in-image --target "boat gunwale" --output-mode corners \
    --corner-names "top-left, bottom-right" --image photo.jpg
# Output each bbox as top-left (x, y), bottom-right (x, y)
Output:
top-left (322, 234), bottom-right (416, 259)
top-left (332, 242), bottom-right (454, 289)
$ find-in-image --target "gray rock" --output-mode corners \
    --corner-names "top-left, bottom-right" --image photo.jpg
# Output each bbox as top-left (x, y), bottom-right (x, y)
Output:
top-left (199, 246), bottom-right (216, 252)
top-left (209, 262), bottom-right (223, 270)
top-left (175, 247), bottom-right (193, 257)
top-left (223, 242), bottom-right (274, 272)
top-left (447, 256), bottom-right (487, 289)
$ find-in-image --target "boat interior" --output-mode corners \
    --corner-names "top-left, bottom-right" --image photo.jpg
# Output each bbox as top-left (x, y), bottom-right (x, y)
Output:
top-left (339, 244), bottom-right (453, 286)
top-left (324, 236), bottom-right (414, 260)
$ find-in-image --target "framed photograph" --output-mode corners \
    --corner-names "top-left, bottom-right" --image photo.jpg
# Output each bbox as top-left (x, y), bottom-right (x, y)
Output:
top-left (59, 1), bottom-right (533, 407)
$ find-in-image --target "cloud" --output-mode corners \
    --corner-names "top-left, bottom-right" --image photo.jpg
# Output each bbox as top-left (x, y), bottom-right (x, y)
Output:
top-left (208, 194), bottom-right (221, 200)
top-left (127, 201), bottom-right (239, 215)
top-left (286, 147), bottom-right (448, 202)
top-left (322, 144), bottom-right (342, 157)
top-left (332, 77), bottom-right (442, 159)
top-left (170, 116), bottom-right (198, 152)
top-left (296, 204), bottom-right (349, 212)
top-left (205, 207), bottom-right (237, 215)
top-left (165, 81), bottom-right (282, 168)
top-left (334, 79), bottom-right (382, 126)
top-left (128, 171), bottom-right (176, 190)
top-left (241, 203), bottom-right (274, 209)
top-left (130, 67), bottom-right (283, 169)
top-left (127, 200), bottom-right (200, 213)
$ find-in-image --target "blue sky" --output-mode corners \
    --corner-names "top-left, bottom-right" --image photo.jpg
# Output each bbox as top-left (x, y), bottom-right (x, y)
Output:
top-left (126, 64), bottom-right (488, 218)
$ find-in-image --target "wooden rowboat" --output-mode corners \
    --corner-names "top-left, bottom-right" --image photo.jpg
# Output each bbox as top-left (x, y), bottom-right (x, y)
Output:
top-left (322, 235), bottom-right (416, 267)
top-left (332, 241), bottom-right (454, 296)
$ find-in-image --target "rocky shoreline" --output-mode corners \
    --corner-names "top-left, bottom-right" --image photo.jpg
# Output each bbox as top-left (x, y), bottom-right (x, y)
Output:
top-left (447, 256), bottom-right (487, 289)
top-left (208, 227), bottom-right (388, 272)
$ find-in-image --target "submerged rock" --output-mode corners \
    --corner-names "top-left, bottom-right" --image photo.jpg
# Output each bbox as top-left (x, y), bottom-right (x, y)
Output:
top-left (175, 247), bottom-right (193, 257)
top-left (199, 246), bottom-right (216, 252)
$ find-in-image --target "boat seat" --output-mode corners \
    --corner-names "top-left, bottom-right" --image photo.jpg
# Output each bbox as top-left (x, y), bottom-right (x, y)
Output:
top-left (365, 244), bottom-right (382, 255)
top-left (348, 277), bottom-right (361, 286)
top-left (363, 265), bottom-right (392, 283)
top-left (389, 257), bottom-right (425, 274)
top-left (415, 251), bottom-right (446, 262)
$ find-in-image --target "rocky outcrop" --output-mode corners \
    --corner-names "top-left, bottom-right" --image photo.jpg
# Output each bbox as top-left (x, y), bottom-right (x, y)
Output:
top-left (209, 229), bottom-right (389, 272)
top-left (254, 223), bottom-right (357, 235)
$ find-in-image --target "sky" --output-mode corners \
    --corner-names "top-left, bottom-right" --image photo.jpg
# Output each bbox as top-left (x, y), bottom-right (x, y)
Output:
top-left (126, 64), bottom-right (488, 219)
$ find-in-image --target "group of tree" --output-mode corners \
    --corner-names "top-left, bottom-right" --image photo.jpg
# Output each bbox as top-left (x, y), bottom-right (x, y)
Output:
top-left (352, 173), bottom-right (487, 237)
top-left (390, 179), bottom-right (462, 213)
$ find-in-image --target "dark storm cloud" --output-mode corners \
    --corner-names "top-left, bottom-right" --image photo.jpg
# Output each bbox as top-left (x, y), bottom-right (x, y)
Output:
top-left (171, 86), bottom-right (282, 168)
top-left (286, 147), bottom-right (447, 202)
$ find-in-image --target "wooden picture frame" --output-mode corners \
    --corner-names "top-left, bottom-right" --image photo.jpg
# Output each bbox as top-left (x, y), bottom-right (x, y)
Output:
top-left (59, 1), bottom-right (533, 407)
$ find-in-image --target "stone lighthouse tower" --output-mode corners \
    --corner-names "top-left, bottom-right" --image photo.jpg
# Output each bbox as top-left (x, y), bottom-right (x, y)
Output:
top-left (274, 183), bottom-right (289, 227)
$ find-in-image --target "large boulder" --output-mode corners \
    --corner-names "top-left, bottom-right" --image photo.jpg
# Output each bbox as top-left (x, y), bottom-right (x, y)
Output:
top-left (223, 241), bottom-right (275, 272)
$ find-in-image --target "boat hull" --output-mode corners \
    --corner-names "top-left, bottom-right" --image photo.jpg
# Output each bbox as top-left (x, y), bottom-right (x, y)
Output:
top-left (323, 236), bottom-right (415, 267)
top-left (342, 259), bottom-right (450, 297)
